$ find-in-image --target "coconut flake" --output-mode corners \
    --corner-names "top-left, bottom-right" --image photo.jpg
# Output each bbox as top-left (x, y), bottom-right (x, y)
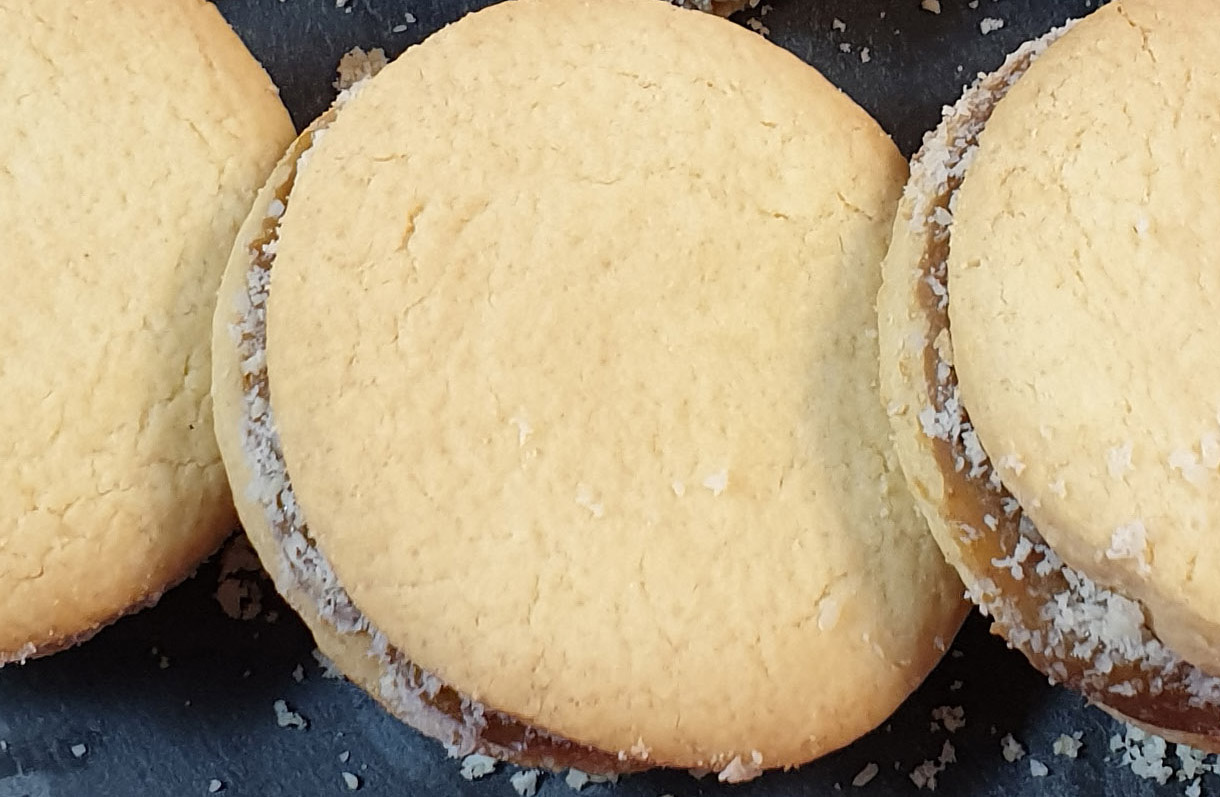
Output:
top-left (1000, 734), bottom-right (1025, 763)
top-left (852, 763), bottom-right (879, 787)
top-left (980, 17), bottom-right (1005, 34)
top-left (702, 469), bottom-right (729, 497)
top-left (459, 755), bottom-right (497, 781)
top-left (273, 699), bottom-right (307, 730)
top-left (1107, 443), bottom-right (1134, 479)
top-left (510, 770), bottom-right (541, 796)
top-left (1052, 732), bottom-right (1083, 758)
top-left (1170, 448), bottom-right (1209, 486)
top-left (718, 751), bottom-right (764, 783)
top-left (1105, 520), bottom-right (1151, 574)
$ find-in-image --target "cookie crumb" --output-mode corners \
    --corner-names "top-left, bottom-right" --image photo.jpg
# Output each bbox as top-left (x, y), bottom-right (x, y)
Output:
top-left (931, 706), bottom-right (965, 733)
top-left (852, 762), bottom-right (879, 787)
top-left (1053, 732), bottom-right (1083, 758)
top-left (979, 17), bottom-right (1005, 34)
top-left (745, 17), bottom-right (769, 36)
top-left (334, 47), bottom-right (389, 91)
top-left (273, 699), bottom-right (308, 730)
top-left (1001, 734), bottom-right (1025, 763)
top-left (920, 0), bottom-right (941, 13)
top-left (215, 537), bottom-right (265, 620)
top-left (207, 779), bottom-right (224, 793)
top-left (342, 772), bottom-right (359, 790)
top-left (910, 741), bottom-right (955, 790)
top-left (1029, 759), bottom-right (1048, 777)
top-left (215, 576), bottom-right (262, 621)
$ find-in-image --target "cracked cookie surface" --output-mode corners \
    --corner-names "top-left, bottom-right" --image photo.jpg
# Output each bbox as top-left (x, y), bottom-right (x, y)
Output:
top-left (0, 0), bottom-right (293, 660)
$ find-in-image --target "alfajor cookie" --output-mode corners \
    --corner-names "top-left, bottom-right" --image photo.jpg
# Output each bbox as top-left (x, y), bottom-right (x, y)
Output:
top-left (880, 0), bottom-right (1220, 749)
top-left (213, 0), bottom-right (966, 776)
top-left (0, 0), bottom-right (294, 662)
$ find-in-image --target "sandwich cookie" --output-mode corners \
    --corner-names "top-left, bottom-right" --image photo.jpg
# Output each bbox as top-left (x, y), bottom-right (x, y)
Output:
top-left (213, 0), bottom-right (966, 775)
top-left (880, 0), bottom-right (1220, 749)
top-left (0, 0), bottom-right (294, 662)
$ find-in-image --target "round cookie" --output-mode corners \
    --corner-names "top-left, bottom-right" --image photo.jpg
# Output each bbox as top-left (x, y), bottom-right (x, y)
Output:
top-left (879, 0), bottom-right (1220, 750)
top-left (215, 0), bottom-right (966, 773)
top-left (0, 0), bottom-right (294, 661)
top-left (947, 0), bottom-right (1220, 675)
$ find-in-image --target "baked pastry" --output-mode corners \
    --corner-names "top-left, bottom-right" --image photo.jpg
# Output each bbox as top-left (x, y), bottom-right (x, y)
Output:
top-left (880, 0), bottom-right (1220, 750)
top-left (0, 0), bottom-right (294, 663)
top-left (212, 0), bottom-right (966, 776)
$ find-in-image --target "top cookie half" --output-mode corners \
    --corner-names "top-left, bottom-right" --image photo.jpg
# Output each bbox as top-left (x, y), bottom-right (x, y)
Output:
top-left (234, 0), bottom-right (966, 769)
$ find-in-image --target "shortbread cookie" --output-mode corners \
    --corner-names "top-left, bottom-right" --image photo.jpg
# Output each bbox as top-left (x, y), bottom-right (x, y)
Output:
top-left (0, 0), bottom-right (294, 661)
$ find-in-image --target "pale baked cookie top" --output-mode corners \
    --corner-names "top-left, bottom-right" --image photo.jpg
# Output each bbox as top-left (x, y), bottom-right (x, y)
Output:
top-left (0, 0), bottom-right (293, 659)
top-left (264, 0), bottom-right (964, 768)
top-left (947, 0), bottom-right (1220, 674)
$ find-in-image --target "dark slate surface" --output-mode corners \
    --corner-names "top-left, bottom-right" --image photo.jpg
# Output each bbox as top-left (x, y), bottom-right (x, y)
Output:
top-left (4, 0), bottom-right (1204, 795)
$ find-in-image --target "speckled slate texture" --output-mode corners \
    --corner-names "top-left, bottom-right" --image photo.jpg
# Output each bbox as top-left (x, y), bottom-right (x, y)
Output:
top-left (3, 0), bottom-right (1199, 795)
